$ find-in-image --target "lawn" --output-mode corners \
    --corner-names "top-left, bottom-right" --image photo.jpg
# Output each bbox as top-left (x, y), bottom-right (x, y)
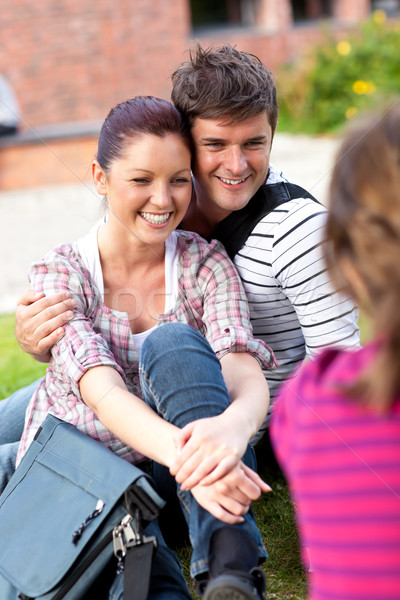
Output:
top-left (0, 311), bottom-right (371, 599)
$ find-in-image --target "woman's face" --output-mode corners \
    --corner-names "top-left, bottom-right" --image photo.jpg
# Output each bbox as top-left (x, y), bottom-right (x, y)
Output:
top-left (94, 133), bottom-right (192, 249)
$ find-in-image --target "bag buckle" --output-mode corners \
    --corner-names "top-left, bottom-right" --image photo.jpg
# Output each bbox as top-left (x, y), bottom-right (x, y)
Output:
top-left (113, 511), bottom-right (157, 573)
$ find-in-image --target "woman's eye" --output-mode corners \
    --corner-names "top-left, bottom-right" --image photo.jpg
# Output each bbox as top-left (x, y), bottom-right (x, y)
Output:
top-left (132, 178), bottom-right (150, 183)
top-left (173, 178), bottom-right (190, 184)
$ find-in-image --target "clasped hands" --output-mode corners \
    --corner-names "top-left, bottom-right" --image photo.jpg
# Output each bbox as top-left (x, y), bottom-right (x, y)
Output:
top-left (169, 414), bottom-right (271, 524)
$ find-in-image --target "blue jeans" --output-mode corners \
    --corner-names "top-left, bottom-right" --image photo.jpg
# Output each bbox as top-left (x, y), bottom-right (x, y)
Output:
top-left (0, 378), bottom-right (42, 493)
top-left (139, 323), bottom-right (267, 579)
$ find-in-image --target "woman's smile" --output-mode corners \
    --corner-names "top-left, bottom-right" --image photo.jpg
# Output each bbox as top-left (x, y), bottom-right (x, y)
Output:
top-left (139, 211), bottom-right (172, 225)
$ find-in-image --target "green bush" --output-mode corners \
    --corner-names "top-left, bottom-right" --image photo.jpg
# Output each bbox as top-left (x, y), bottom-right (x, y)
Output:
top-left (277, 12), bottom-right (400, 134)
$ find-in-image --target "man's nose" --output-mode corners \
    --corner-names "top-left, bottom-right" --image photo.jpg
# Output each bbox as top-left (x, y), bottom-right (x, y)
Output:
top-left (225, 146), bottom-right (247, 174)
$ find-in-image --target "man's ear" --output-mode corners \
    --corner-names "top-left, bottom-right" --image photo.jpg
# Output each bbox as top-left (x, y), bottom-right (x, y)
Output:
top-left (92, 160), bottom-right (107, 195)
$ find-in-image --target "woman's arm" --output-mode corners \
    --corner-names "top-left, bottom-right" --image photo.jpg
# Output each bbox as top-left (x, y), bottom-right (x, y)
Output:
top-left (79, 365), bottom-right (178, 467)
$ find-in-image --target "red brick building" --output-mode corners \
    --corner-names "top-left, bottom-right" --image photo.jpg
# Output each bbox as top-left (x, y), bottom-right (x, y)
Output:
top-left (0, 0), bottom-right (391, 189)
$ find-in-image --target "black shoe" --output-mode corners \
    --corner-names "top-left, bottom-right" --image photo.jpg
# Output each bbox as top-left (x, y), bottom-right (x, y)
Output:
top-left (199, 527), bottom-right (266, 599)
top-left (202, 567), bottom-right (266, 600)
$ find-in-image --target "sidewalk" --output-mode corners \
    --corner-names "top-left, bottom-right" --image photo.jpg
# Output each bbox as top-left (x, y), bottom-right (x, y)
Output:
top-left (0, 132), bottom-right (340, 314)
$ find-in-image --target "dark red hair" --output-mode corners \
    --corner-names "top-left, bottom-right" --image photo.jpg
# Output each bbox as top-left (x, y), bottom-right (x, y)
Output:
top-left (97, 96), bottom-right (191, 172)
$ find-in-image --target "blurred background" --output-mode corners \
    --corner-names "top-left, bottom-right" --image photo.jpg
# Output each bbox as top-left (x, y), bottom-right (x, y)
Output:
top-left (0, 0), bottom-right (399, 311)
top-left (1, 0), bottom-right (399, 189)
top-left (0, 7), bottom-right (398, 593)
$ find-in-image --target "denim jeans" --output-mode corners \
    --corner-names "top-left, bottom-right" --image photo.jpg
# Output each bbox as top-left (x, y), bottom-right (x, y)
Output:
top-left (0, 378), bottom-right (42, 493)
top-left (139, 322), bottom-right (267, 579)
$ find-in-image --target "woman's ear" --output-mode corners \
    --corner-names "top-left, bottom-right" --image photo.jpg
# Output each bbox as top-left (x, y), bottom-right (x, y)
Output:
top-left (92, 160), bottom-right (107, 195)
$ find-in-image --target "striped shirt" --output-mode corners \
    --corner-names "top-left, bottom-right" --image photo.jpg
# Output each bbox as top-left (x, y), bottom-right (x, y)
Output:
top-left (227, 165), bottom-right (360, 442)
top-left (271, 342), bottom-right (400, 600)
top-left (17, 229), bottom-right (275, 465)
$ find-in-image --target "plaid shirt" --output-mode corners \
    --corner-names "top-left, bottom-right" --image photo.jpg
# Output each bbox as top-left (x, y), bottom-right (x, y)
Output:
top-left (18, 230), bottom-right (275, 465)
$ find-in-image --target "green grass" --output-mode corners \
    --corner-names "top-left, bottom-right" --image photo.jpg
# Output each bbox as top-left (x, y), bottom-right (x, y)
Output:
top-left (0, 313), bottom-right (47, 399)
top-left (1, 311), bottom-right (371, 598)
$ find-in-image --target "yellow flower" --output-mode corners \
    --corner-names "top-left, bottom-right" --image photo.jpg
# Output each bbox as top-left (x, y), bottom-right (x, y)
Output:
top-left (346, 107), bottom-right (358, 120)
top-left (373, 9), bottom-right (387, 24)
top-left (337, 41), bottom-right (352, 56)
top-left (353, 80), bottom-right (369, 95)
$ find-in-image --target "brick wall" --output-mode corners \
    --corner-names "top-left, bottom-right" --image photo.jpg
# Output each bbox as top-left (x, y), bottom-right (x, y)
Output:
top-left (1, 0), bottom-right (372, 131)
top-left (0, 0), bottom-right (191, 130)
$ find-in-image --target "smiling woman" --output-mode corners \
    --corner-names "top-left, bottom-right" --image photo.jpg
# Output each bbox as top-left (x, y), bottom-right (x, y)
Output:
top-left (7, 96), bottom-right (275, 600)
top-left (90, 104), bottom-right (193, 332)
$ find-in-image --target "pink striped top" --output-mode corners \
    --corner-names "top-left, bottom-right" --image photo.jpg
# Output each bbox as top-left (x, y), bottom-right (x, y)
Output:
top-left (271, 341), bottom-right (400, 600)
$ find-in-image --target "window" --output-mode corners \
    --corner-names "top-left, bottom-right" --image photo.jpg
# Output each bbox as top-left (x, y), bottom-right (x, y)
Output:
top-left (371, 0), bottom-right (400, 15)
top-left (190, 0), bottom-right (257, 31)
top-left (291, 0), bottom-right (332, 22)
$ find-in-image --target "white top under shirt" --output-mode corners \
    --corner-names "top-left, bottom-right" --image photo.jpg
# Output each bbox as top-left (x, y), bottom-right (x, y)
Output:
top-left (76, 221), bottom-right (179, 353)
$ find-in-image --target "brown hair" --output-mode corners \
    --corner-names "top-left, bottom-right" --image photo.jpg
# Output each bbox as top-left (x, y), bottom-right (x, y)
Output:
top-left (97, 96), bottom-right (191, 172)
top-left (171, 44), bottom-right (278, 132)
top-left (326, 104), bottom-right (400, 409)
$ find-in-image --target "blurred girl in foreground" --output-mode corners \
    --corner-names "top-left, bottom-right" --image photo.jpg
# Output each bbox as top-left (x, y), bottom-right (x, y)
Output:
top-left (271, 105), bottom-right (400, 600)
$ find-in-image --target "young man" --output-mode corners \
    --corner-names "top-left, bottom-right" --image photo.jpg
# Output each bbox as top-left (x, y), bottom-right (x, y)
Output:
top-left (2, 44), bottom-right (359, 445)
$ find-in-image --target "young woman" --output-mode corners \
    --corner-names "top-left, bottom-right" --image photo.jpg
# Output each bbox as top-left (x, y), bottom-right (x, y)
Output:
top-left (15, 96), bottom-right (275, 600)
top-left (271, 106), bottom-right (400, 600)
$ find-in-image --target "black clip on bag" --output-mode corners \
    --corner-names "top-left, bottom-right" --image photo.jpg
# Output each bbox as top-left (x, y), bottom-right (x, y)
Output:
top-left (0, 414), bottom-right (165, 600)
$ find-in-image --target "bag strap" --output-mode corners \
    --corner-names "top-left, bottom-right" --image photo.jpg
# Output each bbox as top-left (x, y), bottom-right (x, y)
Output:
top-left (113, 510), bottom-right (158, 600)
top-left (124, 542), bottom-right (156, 600)
top-left (211, 181), bottom-right (320, 259)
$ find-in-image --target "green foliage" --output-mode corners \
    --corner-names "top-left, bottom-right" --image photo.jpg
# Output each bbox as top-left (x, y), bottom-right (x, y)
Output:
top-left (277, 14), bottom-right (400, 134)
top-left (0, 314), bottom-right (46, 399)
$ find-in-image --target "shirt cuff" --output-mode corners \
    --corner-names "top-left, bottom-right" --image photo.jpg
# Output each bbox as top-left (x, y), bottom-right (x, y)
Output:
top-left (212, 326), bottom-right (277, 370)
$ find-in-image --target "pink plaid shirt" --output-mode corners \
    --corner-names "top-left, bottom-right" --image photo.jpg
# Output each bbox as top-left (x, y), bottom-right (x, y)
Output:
top-left (18, 230), bottom-right (275, 465)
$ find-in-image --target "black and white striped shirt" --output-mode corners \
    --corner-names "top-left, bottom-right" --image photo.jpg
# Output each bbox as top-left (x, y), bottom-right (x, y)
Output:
top-left (230, 165), bottom-right (360, 442)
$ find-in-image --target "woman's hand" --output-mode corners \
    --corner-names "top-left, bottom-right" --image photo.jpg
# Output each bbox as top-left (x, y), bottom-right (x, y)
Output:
top-left (170, 413), bottom-right (249, 490)
top-left (189, 462), bottom-right (271, 524)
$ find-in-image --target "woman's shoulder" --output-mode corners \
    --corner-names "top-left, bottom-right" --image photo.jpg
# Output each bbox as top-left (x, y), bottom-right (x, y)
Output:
top-left (30, 242), bottom-right (78, 268)
top-left (28, 242), bottom-right (94, 297)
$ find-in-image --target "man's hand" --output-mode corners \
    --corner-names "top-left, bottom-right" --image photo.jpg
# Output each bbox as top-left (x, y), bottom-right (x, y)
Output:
top-left (15, 289), bottom-right (77, 362)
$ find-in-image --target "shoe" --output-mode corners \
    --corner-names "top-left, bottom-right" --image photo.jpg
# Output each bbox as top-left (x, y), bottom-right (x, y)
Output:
top-left (202, 567), bottom-right (266, 599)
top-left (200, 527), bottom-right (266, 599)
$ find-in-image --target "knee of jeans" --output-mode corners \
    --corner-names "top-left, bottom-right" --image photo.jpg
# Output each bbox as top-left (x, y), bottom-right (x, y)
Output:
top-left (140, 323), bottom-right (207, 372)
top-left (142, 323), bottom-right (198, 357)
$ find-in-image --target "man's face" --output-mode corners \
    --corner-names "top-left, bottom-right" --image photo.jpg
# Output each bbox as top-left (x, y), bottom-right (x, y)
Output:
top-left (190, 112), bottom-right (274, 220)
